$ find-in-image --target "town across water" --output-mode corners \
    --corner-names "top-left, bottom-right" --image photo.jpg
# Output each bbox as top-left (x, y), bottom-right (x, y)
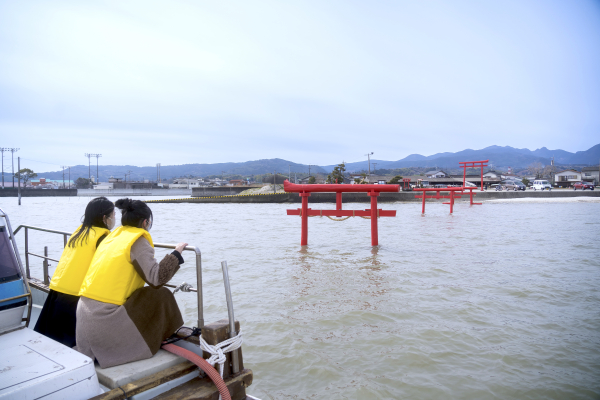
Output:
top-left (3, 196), bottom-right (599, 399)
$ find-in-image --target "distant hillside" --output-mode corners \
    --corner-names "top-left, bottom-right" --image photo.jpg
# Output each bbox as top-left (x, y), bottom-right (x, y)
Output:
top-left (31, 159), bottom-right (327, 182)
top-left (323, 144), bottom-right (600, 172)
top-left (22, 144), bottom-right (600, 181)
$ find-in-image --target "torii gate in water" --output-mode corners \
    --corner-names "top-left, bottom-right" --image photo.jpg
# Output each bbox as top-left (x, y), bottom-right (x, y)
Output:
top-left (284, 180), bottom-right (400, 246)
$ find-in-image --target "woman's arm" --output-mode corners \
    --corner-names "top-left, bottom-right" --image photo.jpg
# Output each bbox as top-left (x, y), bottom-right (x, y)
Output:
top-left (130, 237), bottom-right (184, 287)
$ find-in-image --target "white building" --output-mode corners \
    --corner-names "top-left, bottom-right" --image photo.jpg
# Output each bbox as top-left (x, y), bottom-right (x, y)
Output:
top-left (169, 178), bottom-right (201, 189)
top-left (425, 170), bottom-right (447, 178)
top-left (94, 183), bottom-right (114, 190)
top-left (554, 169), bottom-right (582, 187)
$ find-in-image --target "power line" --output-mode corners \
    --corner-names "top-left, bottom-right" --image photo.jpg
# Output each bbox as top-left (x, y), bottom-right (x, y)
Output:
top-left (20, 157), bottom-right (63, 166)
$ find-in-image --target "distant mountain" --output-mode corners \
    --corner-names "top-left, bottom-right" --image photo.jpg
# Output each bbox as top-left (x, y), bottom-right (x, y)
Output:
top-left (32, 159), bottom-right (327, 182)
top-left (323, 144), bottom-right (600, 172)
top-left (24, 144), bottom-right (600, 181)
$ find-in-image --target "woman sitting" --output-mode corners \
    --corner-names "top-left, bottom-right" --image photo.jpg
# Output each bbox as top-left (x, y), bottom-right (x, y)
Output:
top-left (76, 198), bottom-right (187, 368)
top-left (34, 196), bottom-right (115, 347)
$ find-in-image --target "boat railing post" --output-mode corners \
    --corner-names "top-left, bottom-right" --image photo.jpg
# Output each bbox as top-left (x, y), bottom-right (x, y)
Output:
top-left (195, 249), bottom-right (204, 329)
top-left (43, 246), bottom-right (49, 285)
top-left (63, 233), bottom-right (68, 248)
top-left (25, 227), bottom-right (30, 279)
top-left (221, 260), bottom-right (239, 374)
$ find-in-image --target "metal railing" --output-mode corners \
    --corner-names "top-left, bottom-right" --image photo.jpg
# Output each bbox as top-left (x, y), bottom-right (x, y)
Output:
top-left (11, 225), bottom-right (205, 329)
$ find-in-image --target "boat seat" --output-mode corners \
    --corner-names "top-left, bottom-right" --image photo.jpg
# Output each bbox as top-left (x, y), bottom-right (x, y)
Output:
top-left (95, 349), bottom-right (189, 389)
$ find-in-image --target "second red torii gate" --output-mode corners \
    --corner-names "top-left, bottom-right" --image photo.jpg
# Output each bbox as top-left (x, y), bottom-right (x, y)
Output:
top-left (284, 180), bottom-right (400, 246)
top-left (458, 159), bottom-right (489, 191)
top-left (414, 186), bottom-right (478, 214)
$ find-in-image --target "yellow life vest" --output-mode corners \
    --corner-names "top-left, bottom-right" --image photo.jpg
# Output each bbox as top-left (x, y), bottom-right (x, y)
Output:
top-left (78, 226), bottom-right (153, 306)
top-left (49, 225), bottom-right (110, 296)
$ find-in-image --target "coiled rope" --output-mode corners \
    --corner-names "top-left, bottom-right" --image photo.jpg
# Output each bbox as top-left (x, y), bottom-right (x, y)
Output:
top-left (162, 329), bottom-right (243, 400)
top-left (173, 281), bottom-right (194, 293)
top-left (170, 282), bottom-right (244, 399)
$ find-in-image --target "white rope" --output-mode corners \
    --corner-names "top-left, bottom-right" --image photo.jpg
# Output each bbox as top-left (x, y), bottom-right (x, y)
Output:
top-left (199, 330), bottom-right (244, 399)
top-left (173, 281), bottom-right (194, 293)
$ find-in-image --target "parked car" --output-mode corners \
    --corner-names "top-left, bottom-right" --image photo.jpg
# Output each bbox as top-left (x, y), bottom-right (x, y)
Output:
top-left (500, 180), bottom-right (526, 191)
top-left (532, 180), bottom-right (552, 191)
top-left (573, 181), bottom-right (595, 190)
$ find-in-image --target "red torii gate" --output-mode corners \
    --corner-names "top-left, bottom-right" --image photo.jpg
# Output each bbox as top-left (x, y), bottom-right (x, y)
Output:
top-left (414, 186), bottom-right (478, 214)
top-left (458, 159), bottom-right (489, 191)
top-left (284, 180), bottom-right (400, 246)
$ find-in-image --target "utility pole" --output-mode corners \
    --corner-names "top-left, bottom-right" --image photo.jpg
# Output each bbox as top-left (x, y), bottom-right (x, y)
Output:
top-left (551, 156), bottom-right (555, 186)
top-left (85, 154), bottom-right (91, 181)
top-left (372, 162), bottom-right (378, 176)
top-left (18, 157), bottom-right (21, 205)
top-left (273, 171), bottom-right (276, 194)
top-left (289, 165), bottom-right (291, 182)
top-left (94, 154), bottom-right (101, 183)
top-left (9, 148), bottom-right (19, 187)
top-left (308, 165), bottom-right (312, 178)
top-left (68, 167), bottom-right (71, 189)
top-left (222, 171), bottom-right (225, 185)
top-left (0, 147), bottom-right (7, 188)
top-left (61, 166), bottom-right (68, 189)
top-left (365, 152), bottom-right (373, 175)
top-left (84, 153), bottom-right (101, 184)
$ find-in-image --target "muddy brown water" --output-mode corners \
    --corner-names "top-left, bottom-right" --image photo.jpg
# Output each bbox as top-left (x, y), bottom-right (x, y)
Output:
top-left (2, 196), bottom-right (599, 399)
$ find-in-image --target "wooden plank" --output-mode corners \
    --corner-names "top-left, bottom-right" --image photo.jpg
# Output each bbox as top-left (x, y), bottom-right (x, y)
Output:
top-left (153, 369), bottom-right (253, 400)
top-left (89, 361), bottom-right (197, 400)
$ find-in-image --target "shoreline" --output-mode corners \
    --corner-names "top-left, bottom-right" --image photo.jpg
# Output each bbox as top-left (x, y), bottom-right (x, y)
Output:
top-left (143, 189), bottom-right (600, 204)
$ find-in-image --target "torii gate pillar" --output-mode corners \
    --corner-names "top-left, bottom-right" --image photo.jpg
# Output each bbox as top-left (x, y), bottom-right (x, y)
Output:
top-left (369, 191), bottom-right (379, 246)
top-left (300, 193), bottom-right (310, 246)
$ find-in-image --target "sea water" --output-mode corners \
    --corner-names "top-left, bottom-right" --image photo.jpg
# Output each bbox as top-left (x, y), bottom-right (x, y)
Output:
top-left (2, 196), bottom-right (599, 399)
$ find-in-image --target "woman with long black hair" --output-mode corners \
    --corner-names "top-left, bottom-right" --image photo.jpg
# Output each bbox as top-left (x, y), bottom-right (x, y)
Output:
top-left (76, 198), bottom-right (187, 368)
top-left (34, 196), bottom-right (115, 347)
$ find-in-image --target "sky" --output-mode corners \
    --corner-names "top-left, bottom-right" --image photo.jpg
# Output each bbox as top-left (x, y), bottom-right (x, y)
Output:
top-left (1, 0), bottom-right (599, 172)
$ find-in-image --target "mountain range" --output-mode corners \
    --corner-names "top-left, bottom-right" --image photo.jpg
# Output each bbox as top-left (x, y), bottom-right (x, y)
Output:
top-left (24, 143), bottom-right (600, 181)
top-left (325, 144), bottom-right (600, 172)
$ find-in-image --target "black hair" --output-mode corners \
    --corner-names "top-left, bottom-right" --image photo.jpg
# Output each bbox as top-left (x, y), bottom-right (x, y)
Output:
top-left (115, 198), bottom-right (153, 230)
top-left (68, 197), bottom-right (114, 248)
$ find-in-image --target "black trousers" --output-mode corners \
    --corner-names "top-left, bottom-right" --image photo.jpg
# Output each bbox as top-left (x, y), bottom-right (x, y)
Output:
top-left (34, 289), bottom-right (79, 348)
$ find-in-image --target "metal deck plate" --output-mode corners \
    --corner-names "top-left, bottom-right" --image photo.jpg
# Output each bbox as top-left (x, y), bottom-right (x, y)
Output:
top-left (0, 344), bottom-right (64, 390)
top-left (0, 328), bottom-right (100, 400)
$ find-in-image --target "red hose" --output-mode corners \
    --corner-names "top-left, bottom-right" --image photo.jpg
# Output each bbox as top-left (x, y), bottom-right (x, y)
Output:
top-left (162, 343), bottom-right (231, 400)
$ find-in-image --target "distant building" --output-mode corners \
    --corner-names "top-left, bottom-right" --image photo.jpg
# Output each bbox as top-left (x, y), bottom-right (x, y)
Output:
top-left (554, 169), bottom-right (582, 187)
top-left (483, 170), bottom-right (505, 179)
top-left (169, 178), bottom-right (201, 188)
top-left (425, 170), bottom-right (448, 178)
top-left (581, 166), bottom-right (599, 185)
